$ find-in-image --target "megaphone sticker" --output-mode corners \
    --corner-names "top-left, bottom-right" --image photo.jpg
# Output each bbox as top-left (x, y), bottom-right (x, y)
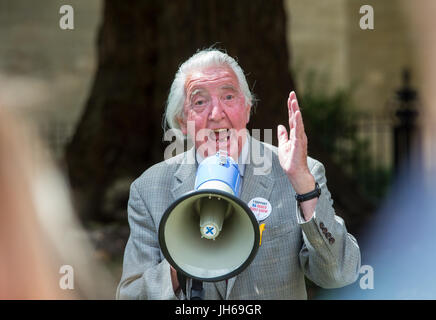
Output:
top-left (259, 223), bottom-right (265, 246)
top-left (248, 197), bottom-right (272, 221)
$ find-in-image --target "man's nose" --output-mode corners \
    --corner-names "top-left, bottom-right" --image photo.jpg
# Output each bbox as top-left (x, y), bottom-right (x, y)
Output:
top-left (208, 98), bottom-right (225, 121)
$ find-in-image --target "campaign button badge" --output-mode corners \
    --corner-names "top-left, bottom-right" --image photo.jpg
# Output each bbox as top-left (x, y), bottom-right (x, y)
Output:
top-left (248, 197), bottom-right (272, 221)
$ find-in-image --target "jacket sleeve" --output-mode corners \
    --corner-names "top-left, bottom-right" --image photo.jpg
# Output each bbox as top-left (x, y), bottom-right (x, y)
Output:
top-left (116, 181), bottom-right (184, 300)
top-left (297, 160), bottom-right (361, 288)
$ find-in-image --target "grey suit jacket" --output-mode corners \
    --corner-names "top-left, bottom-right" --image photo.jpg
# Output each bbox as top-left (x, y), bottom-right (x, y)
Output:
top-left (116, 137), bottom-right (361, 299)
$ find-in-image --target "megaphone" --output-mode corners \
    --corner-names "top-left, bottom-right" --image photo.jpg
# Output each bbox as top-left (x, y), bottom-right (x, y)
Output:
top-left (159, 151), bottom-right (260, 282)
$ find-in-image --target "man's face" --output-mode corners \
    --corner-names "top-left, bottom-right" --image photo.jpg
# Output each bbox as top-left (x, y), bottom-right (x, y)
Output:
top-left (178, 65), bottom-right (251, 160)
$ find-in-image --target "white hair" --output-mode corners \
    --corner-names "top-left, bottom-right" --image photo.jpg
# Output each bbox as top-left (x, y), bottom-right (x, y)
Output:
top-left (164, 49), bottom-right (254, 131)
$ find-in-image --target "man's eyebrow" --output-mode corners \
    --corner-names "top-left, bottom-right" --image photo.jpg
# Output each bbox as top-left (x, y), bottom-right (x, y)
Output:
top-left (189, 88), bottom-right (206, 98)
top-left (220, 85), bottom-right (238, 91)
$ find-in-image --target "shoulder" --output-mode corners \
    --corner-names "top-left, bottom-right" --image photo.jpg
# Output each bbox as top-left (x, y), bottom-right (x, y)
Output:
top-left (307, 156), bottom-right (323, 172)
top-left (131, 151), bottom-right (187, 189)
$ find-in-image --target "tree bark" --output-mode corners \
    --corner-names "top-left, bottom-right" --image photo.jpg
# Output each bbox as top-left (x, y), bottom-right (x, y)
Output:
top-left (65, 0), bottom-right (295, 222)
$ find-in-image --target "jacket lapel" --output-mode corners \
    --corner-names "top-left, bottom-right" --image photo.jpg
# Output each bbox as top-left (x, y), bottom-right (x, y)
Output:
top-left (171, 148), bottom-right (197, 200)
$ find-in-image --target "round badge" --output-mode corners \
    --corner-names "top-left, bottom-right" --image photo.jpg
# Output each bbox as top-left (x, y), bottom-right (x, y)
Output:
top-left (248, 197), bottom-right (272, 221)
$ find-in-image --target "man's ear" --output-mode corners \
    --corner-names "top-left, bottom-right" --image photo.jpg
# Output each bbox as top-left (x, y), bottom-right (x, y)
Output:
top-left (245, 104), bottom-right (252, 124)
top-left (177, 116), bottom-right (187, 135)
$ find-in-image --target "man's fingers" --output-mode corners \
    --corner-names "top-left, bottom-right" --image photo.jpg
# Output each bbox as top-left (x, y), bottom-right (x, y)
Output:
top-left (295, 110), bottom-right (306, 140)
top-left (289, 92), bottom-right (306, 141)
top-left (287, 91), bottom-right (306, 141)
top-left (287, 95), bottom-right (294, 131)
top-left (277, 124), bottom-right (288, 147)
top-left (288, 101), bottom-right (296, 129)
top-left (291, 93), bottom-right (300, 113)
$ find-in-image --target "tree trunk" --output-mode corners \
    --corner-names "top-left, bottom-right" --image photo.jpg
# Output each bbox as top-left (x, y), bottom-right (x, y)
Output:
top-left (65, 0), bottom-right (294, 222)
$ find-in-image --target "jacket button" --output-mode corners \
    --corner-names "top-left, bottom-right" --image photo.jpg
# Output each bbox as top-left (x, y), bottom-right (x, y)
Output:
top-left (321, 227), bottom-right (328, 234)
top-left (319, 222), bottom-right (325, 228)
top-left (325, 232), bottom-right (332, 238)
top-left (329, 237), bottom-right (335, 244)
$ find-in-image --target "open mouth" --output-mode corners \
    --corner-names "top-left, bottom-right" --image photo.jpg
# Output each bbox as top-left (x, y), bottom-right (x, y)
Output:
top-left (210, 128), bottom-right (231, 142)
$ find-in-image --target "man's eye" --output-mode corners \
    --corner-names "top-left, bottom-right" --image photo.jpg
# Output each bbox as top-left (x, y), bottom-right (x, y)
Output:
top-left (225, 94), bottom-right (234, 100)
top-left (195, 100), bottom-right (204, 106)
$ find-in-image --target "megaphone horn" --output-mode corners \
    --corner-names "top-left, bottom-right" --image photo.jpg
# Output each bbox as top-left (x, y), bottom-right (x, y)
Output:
top-left (158, 151), bottom-right (260, 282)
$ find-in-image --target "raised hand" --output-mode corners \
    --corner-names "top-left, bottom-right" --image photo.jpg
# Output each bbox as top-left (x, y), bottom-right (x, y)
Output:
top-left (277, 91), bottom-right (315, 196)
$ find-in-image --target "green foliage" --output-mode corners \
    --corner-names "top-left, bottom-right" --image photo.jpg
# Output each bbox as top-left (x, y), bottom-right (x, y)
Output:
top-left (299, 72), bottom-right (356, 153)
top-left (297, 70), bottom-right (392, 204)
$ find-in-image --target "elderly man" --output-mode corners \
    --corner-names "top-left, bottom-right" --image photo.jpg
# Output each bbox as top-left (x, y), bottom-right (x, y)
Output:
top-left (117, 49), bottom-right (361, 300)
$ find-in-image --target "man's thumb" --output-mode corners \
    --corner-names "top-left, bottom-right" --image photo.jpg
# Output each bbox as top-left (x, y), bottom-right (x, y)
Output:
top-left (277, 125), bottom-right (288, 146)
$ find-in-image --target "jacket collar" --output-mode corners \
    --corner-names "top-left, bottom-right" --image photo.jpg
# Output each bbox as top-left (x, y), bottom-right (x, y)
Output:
top-left (171, 147), bottom-right (197, 200)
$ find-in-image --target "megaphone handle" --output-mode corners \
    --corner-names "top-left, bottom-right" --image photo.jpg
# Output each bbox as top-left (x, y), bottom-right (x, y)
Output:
top-left (177, 274), bottom-right (204, 300)
top-left (190, 279), bottom-right (204, 300)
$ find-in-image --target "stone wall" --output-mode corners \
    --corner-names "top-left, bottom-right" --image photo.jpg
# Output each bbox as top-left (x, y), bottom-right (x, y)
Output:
top-left (285, 0), bottom-right (417, 169)
top-left (0, 1), bottom-right (418, 166)
top-left (286, 0), bottom-right (416, 112)
top-left (0, 0), bottom-right (102, 156)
